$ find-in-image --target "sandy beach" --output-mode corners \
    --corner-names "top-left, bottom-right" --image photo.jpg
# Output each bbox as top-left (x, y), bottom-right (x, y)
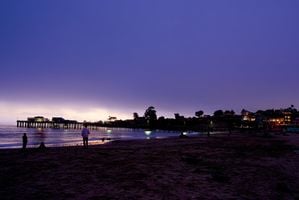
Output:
top-left (0, 133), bottom-right (298, 200)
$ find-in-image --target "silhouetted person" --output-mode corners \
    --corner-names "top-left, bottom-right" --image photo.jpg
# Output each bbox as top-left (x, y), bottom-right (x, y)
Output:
top-left (81, 124), bottom-right (90, 148)
top-left (38, 142), bottom-right (46, 149)
top-left (22, 133), bottom-right (28, 149)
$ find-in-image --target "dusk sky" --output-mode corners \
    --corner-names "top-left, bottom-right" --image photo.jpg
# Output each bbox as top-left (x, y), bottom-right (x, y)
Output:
top-left (1, 0), bottom-right (299, 124)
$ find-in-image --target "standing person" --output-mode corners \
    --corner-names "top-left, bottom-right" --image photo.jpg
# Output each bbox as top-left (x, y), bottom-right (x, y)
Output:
top-left (207, 119), bottom-right (214, 137)
top-left (22, 133), bottom-right (28, 149)
top-left (81, 124), bottom-right (90, 148)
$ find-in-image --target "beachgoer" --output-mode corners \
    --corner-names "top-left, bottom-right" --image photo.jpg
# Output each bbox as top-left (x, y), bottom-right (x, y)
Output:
top-left (38, 142), bottom-right (46, 149)
top-left (22, 133), bottom-right (28, 149)
top-left (81, 124), bottom-right (90, 148)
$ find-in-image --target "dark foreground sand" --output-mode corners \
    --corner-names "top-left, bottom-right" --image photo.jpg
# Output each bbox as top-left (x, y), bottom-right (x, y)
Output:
top-left (0, 133), bottom-right (299, 200)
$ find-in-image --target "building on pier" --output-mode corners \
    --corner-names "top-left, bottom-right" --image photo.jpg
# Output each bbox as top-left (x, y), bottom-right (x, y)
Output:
top-left (17, 116), bottom-right (103, 130)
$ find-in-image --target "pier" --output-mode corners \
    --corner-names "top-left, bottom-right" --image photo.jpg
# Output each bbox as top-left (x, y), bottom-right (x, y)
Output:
top-left (17, 116), bottom-right (103, 129)
top-left (16, 121), bottom-right (87, 129)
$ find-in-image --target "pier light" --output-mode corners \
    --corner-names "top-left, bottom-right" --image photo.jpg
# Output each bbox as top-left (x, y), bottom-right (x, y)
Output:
top-left (182, 132), bottom-right (188, 136)
top-left (144, 130), bottom-right (152, 136)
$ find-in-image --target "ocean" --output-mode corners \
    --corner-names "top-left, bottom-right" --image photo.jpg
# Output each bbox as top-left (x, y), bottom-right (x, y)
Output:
top-left (0, 125), bottom-right (196, 149)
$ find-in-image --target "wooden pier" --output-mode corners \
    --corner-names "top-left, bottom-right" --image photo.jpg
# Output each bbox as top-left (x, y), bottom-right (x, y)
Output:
top-left (16, 120), bottom-right (103, 130)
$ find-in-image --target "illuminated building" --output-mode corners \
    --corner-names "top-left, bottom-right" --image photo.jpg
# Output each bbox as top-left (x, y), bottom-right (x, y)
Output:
top-left (241, 109), bottom-right (256, 122)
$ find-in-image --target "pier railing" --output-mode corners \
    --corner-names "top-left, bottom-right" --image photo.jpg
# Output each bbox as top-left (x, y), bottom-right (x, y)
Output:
top-left (17, 121), bottom-right (102, 129)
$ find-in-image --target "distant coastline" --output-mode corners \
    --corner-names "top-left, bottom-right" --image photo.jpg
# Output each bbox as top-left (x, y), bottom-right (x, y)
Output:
top-left (16, 106), bottom-right (299, 134)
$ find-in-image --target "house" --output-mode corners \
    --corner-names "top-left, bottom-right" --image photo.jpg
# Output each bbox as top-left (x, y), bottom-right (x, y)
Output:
top-left (241, 109), bottom-right (256, 122)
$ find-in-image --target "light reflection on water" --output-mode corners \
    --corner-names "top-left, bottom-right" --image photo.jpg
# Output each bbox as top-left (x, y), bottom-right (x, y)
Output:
top-left (0, 125), bottom-right (190, 149)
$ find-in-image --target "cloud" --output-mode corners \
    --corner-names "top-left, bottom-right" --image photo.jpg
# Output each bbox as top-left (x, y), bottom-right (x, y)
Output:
top-left (0, 101), bottom-right (133, 125)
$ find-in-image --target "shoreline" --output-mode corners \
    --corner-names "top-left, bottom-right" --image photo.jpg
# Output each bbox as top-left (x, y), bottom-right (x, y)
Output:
top-left (0, 129), bottom-right (243, 150)
top-left (0, 125), bottom-right (185, 150)
top-left (1, 130), bottom-right (297, 150)
top-left (0, 133), bottom-right (298, 199)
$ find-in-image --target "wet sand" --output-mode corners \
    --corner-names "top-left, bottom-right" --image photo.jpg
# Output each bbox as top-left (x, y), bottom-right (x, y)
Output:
top-left (0, 133), bottom-right (298, 200)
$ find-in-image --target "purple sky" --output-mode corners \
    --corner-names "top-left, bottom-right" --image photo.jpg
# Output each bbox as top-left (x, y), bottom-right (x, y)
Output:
top-left (1, 0), bottom-right (299, 123)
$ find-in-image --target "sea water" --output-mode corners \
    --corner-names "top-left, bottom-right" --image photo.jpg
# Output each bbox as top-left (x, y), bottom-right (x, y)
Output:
top-left (0, 125), bottom-right (196, 149)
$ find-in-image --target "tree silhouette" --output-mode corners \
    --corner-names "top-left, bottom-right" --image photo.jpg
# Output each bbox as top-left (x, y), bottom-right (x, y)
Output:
top-left (174, 113), bottom-right (180, 120)
top-left (214, 110), bottom-right (224, 117)
top-left (158, 116), bottom-right (165, 121)
top-left (108, 116), bottom-right (117, 121)
top-left (133, 112), bottom-right (139, 120)
top-left (144, 106), bottom-right (157, 121)
top-left (195, 110), bottom-right (204, 118)
top-left (224, 110), bottom-right (235, 116)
